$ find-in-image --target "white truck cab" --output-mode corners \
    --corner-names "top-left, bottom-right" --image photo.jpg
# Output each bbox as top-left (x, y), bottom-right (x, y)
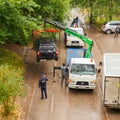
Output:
top-left (65, 27), bottom-right (85, 47)
top-left (67, 58), bottom-right (96, 89)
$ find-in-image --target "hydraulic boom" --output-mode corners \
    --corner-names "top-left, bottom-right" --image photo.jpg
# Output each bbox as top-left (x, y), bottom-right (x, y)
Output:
top-left (44, 19), bottom-right (93, 58)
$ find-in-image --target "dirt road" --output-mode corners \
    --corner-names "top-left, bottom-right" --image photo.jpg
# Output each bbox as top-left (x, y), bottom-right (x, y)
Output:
top-left (1, 28), bottom-right (120, 120)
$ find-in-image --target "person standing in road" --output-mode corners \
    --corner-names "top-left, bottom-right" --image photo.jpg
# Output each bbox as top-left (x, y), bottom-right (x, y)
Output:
top-left (39, 74), bottom-right (48, 99)
top-left (61, 63), bottom-right (67, 85)
top-left (114, 25), bottom-right (120, 38)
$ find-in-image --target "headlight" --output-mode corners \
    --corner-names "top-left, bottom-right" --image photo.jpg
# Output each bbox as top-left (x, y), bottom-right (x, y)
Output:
top-left (67, 79), bottom-right (75, 83)
top-left (67, 40), bottom-right (70, 44)
top-left (90, 80), bottom-right (96, 85)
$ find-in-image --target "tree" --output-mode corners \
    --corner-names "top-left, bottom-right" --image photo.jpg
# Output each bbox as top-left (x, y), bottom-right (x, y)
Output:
top-left (0, 0), bottom-right (40, 45)
top-left (70, 0), bottom-right (120, 24)
top-left (97, 0), bottom-right (120, 21)
top-left (0, 0), bottom-right (71, 45)
top-left (70, 0), bottom-right (98, 24)
top-left (34, 0), bottom-right (70, 22)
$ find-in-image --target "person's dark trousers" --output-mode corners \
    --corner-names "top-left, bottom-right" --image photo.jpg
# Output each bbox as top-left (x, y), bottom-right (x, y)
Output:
top-left (61, 74), bottom-right (67, 85)
top-left (41, 87), bottom-right (47, 99)
top-left (61, 75), bottom-right (65, 82)
top-left (114, 32), bottom-right (119, 38)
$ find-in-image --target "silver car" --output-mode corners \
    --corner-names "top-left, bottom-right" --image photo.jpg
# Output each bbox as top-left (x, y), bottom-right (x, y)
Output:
top-left (101, 21), bottom-right (120, 34)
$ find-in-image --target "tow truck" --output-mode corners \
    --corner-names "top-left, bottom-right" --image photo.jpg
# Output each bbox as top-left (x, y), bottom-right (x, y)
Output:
top-left (44, 19), bottom-right (96, 89)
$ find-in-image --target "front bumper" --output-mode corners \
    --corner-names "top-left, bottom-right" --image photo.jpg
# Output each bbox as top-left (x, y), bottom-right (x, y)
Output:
top-left (68, 84), bottom-right (96, 89)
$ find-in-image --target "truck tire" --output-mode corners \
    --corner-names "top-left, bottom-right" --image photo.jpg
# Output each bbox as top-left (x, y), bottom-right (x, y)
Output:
top-left (55, 57), bottom-right (58, 61)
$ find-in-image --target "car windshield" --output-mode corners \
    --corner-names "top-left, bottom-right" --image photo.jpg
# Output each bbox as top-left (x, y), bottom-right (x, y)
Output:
top-left (70, 64), bottom-right (96, 75)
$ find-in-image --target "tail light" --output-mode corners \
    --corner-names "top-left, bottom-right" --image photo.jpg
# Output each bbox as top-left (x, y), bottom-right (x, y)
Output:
top-left (102, 25), bottom-right (105, 29)
top-left (37, 51), bottom-right (40, 56)
top-left (56, 50), bottom-right (58, 55)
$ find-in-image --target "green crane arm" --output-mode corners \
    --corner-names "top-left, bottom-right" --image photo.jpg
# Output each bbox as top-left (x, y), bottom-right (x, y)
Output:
top-left (64, 28), bottom-right (93, 58)
top-left (44, 19), bottom-right (93, 58)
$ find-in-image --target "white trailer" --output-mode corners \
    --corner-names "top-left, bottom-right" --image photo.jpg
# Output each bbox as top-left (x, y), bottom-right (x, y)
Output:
top-left (102, 53), bottom-right (120, 108)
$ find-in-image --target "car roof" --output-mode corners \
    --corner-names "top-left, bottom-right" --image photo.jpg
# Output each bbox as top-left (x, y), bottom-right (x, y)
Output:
top-left (108, 20), bottom-right (120, 23)
top-left (39, 38), bottom-right (55, 43)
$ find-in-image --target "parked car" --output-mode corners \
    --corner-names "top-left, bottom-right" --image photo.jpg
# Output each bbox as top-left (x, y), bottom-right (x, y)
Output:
top-left (34, 38), bottom-right (59, 62)
top-left (101, 20), bottom-right (120, 34)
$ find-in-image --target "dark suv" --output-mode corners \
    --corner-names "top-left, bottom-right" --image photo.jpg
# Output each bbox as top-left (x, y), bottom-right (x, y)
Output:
top-left (34, 38), bottom-right (58, 62)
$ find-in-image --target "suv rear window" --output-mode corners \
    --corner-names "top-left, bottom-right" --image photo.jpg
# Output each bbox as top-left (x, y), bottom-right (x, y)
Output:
top-left (39, 45), bottom-right (55, 51)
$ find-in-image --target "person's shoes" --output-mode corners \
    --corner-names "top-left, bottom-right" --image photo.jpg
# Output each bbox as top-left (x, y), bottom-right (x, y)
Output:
top-left (41, 97), bottom-right (44, 99)
top-left (45, 96), bottom-right (47, 99)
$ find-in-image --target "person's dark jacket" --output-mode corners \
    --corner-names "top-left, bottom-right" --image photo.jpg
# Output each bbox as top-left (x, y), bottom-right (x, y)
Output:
top-left (39, 77), bottom-right (48, 88)
top-left (115, 26), bottom-right (120, 33)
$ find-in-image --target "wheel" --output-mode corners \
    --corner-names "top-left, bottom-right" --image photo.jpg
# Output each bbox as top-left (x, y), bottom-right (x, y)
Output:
top-left (36, 56), bottom-right (40, 62)
top-left (106, 29), bottom-right (112, 34)
top-left (55, 57), bottom-right (58, 61)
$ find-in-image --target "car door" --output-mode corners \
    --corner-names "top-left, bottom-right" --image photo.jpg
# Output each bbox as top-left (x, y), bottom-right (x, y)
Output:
top-left (109, 23), bottom-right (117, 32)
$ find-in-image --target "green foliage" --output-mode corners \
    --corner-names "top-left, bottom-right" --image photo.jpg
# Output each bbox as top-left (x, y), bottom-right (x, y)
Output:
top-left (38, 32), bottom-right (59, 40)
top-left (0, 0), bottom-right (71, 45)
top-left (34, 0), bottom-right (70, 22)
top-left (0, 48), bottom-right (25, 116)
top-left (70, 0), bottom-right (120, 24)
top-left (0, 0), bottom-right (41, 45)
top-left (1, 0), bottom-right (119, 45)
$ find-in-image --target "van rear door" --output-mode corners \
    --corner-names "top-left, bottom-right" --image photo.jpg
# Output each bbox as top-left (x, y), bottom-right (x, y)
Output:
top-left (103, 77), bottom-right (120, 106)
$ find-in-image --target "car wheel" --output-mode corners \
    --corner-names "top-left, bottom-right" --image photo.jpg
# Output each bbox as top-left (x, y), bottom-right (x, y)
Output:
top-left (55, 57), bottom-right (58, 61)
top-left (106, 29), bottom-right (112, 34)
top-left (36, 57), bottom-right (40, 62)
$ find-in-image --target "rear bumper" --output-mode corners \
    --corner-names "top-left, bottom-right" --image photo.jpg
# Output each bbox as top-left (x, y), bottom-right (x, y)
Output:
top-left (37, 54), bottom-right (58, 60)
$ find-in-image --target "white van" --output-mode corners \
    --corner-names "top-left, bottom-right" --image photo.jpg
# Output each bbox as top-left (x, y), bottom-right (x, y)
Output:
top-left (100, 53), bottom-right (120, 108)
top-left (67, 58), bottom-right (96, 89)
top-left (65, 27), bottom-right (85, 47)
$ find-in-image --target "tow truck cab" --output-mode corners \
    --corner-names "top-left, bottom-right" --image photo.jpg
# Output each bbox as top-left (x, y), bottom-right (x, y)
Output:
top-left (67, 58), bottom-right (96, 89)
